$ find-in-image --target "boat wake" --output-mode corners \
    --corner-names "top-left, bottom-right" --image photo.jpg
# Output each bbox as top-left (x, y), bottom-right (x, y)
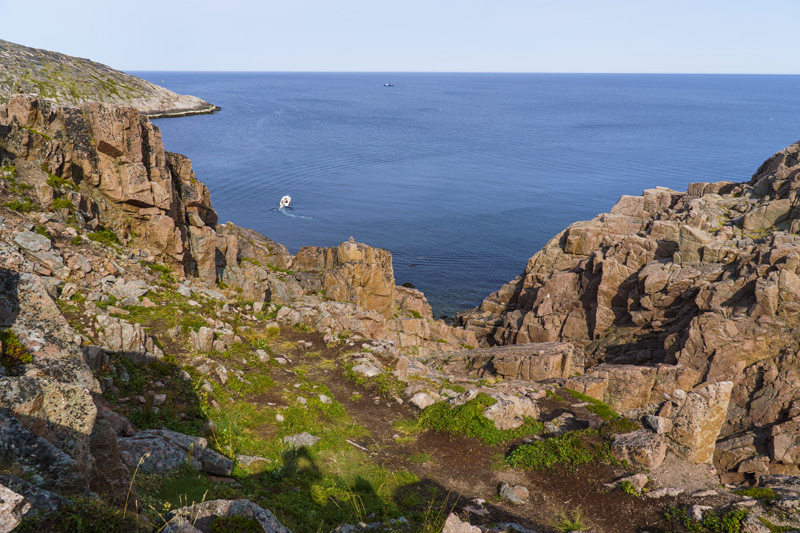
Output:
top-left (277, 205), bottom-right (311, 219)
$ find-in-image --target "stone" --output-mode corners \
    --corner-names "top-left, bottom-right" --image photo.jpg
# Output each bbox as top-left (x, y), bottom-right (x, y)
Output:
top-left (614, 473), bottom-right (649, 493)
top-left (118, 429), bottom-right (233, 476)
top-left (161, 499), bottom-right (291, 533)
top-left (498, 482), bottom-right (529, 505)
top-left (0, 482), bottom-right (29, 532)
top-left (0, 476), bottom-right (68, 520)
top-left (490, 342), bottom-right (582, 381)
top-left (282, 432), bottom-right (321, 448)
top-left (351, 362), bottom-right (381, 377)
top-left (13, 231), bottom-right (51, 253)
top-left (441, 513), bottom-right (481, 533)
top-left (236, 455), bottom-right (270, 467)
top-left (191, 326), bottom-right (215, 352)
top-left (667, 381), bottom-right (733, 464)
top-left (611, 430), bottom-right (667, 470)
top-left (409, 393), bottom-right (436, 410)
top-left (646, 487), bottom-right (684, 498)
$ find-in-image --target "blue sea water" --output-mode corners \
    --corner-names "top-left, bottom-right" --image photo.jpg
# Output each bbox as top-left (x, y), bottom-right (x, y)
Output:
top-left (133, 72), bottom-right (800, 318)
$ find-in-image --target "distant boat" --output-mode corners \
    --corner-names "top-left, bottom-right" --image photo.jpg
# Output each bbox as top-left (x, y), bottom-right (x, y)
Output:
top-left (384, 83), bottom-right (394, 87)
top-left (279, 195), bottom-right (291, 208)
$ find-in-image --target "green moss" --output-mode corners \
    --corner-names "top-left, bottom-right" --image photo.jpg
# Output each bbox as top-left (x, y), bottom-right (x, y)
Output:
top-left (599, 417), bottom-right (642, 440)
top-left (33, 224), bottom-right (51, 239)
top-left (408, 310), bottom-right (423, 319)
top-left (734, 487), bottom-right (779, 502)
top-left (19, 126), bottom-right (53, 141)
top-left (239, 256), bottom-right (261, 267)
top-left (419, 392), bottom-right (542, 445)
top-left (565, 388), bottom-right (620, 420)
top-left (757, 516), bottom-right (795, 532)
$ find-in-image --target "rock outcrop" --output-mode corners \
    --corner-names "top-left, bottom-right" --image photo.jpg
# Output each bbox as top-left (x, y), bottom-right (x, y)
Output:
top-left (0, 39), bottom-right (217, 117)
top-left (457, 139), bottom-right (800, 479)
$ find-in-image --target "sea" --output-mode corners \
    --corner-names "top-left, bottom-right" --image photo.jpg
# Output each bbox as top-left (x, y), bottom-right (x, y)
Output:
top-left (132, 72), bottom-right (800, 318)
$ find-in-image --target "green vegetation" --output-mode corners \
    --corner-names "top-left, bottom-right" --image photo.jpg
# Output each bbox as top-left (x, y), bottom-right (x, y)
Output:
top-left (408, 452), bottom-right (433, 463)
top-left (618, 479), bottom-right (641, 497)
top-left (88, 226), bottom-right (122, 247)
top-left (33, 224), bottom-right (51, 239)
top-left (342, 360), bottom-right (404, 399)
top-left (51, 197), bottom-right (74, 211)
top-left (757, 516), bottom-right (795, 532)
top-left (733, 486), bottom-right (778, 502)
top-left (419, 392), bottom-right (543, 445)
top-left (598, 417), bottom-right (642, 440)
top-left (549, 508), bottom-right (588, 532)
top-left (565, 388), bottom-right (620, 420)
top-left (16, 497), bottom-right (149, 532)
top-left (45, 172), bottom-right (77, 191)
top-left (19, 125), bottom-right (53, 141)
top-left (664, 506), bottom-right (749, 533)
top-left (0, 329), bottom-right (33, 366)
top-left (239, 256), bottom-right (261, 267)
top-left (505, 429), bottom-right (616, 471)
top-left (2, 197), bottom-right (33, 213)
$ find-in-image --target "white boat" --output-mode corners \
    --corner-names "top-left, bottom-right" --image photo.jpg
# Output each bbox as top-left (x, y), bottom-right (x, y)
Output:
top-left (279, 195), bottom-right (291, 208)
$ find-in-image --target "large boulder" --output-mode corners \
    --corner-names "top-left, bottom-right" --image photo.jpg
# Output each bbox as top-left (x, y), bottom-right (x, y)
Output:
top-left (118, 429), bottom-right (233, 476)
top-left (667, 381), bottom-right (733, 464)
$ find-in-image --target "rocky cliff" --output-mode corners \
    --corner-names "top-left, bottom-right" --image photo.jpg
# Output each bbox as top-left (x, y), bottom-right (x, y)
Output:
top-left (457, 139), bottom-right (800, 482)
top-left (0, 39), bottom-right (217, 118)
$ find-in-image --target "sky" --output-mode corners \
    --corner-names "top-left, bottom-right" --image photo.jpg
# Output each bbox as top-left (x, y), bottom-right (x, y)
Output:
top-left (0, 0), bottom-right (795, 74)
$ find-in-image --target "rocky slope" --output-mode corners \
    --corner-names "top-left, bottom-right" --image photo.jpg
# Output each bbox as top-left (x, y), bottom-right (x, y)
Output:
top-left (0, 40), bottom-right (217, 118)
top-left (1, 94), bottom-right (800, 532)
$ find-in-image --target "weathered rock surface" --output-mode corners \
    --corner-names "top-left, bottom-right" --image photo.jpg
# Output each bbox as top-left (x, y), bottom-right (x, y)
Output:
top-left (117, 429), bottom-right (233, 476)
top-left (0, 39), bottom-right (217, 117)
top-left (161, 499), bottom-right (291, 533)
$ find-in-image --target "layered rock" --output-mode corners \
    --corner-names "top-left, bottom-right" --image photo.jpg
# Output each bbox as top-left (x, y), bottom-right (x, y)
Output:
top-left (457, 139), bottom-right (800, 478)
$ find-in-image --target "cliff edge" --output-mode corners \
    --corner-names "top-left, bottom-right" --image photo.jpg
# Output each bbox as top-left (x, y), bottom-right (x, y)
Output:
top-left (0, 39), bottom-right (218, 118)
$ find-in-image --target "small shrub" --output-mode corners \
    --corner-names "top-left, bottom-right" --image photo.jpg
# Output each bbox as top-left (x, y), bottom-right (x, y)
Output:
top-left (239, 256), bottom-right (261, 267)
top-left (51, 197), bottom-right (74, 212)
top-left (70, 235), bottom-right (83, 245)
top-left (0, 329), bottom-right (32, 366)
top-left (419, 392), bottom-right (542, 445)
top-left (618, 480), bottom-right (641, 497)
top-left (2, 198), bottom-right (33, 213)
top-left (550, 508), bottom-right (588, 532)
top-left (88, 227), bottom-right (122, 247)
top-left (506, 431), bottom-right (597, 470)
top-left (46, 173), bottom-right (77, 191)
top-left (33, 225), bottom-right (51, 239)
top-left (408, 310), bottom-right (423, 319)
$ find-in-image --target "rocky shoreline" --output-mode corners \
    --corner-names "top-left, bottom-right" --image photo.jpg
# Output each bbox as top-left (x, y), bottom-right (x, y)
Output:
top-left (1, 93), bottom-right (800, 532)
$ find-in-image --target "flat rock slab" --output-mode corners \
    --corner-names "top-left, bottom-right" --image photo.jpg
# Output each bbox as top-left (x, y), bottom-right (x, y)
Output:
top-left (13, 231), bottom-right (51, 253)
top-left (162, 498), bottom-right (291, 533)
top-left (282, 432), bottom-right (321, 448)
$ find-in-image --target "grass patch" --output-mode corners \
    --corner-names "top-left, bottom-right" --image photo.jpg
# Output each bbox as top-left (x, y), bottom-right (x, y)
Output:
top-left (598, 417), bottom-right (642, 440)
top-left (550, 508), bottom-right (588, 532)
top-left (408, 453), bottom-right (433, 463)
top-left (16, 497), bottom-right (149, 532)
top-left (419, 393), bottom-right (543, 445)
top-left (50, 197), bottom-right (74, 211)
top-left (505, 430), bottom-right (616, 471)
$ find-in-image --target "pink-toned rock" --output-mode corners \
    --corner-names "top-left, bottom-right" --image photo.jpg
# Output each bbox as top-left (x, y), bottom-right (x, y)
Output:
top-left (668, 381), bottom-right (733, 464)
top-left (611, 430), bottom-right (667, 470)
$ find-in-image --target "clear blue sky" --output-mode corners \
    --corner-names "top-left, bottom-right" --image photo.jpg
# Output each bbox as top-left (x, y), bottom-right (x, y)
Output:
top-left (0, 0), bottom-right (794, 73)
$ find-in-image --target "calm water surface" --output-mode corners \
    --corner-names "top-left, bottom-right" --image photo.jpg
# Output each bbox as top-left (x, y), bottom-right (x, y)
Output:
top-left (133, 72), bottom-right (800, 317)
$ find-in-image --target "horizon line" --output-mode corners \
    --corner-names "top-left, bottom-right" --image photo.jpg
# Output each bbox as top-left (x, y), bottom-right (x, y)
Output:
top-left (124, 69), bottom-right (800, 76)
